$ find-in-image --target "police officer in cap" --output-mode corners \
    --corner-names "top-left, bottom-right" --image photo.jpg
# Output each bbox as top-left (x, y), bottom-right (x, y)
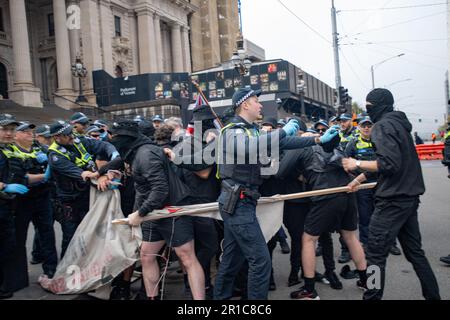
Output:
top-left (213, 87), bottom-right (340, 300)
top-left (47, 120), bottom-right (119, 257)
top-left (70, 112), bottom-right (91, 136)
top-left (0, 114), bottom-right (28, 299)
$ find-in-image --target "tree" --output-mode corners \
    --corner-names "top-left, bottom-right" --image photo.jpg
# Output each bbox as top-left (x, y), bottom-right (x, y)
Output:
top-left (352, 102), bottom-right (363, 115)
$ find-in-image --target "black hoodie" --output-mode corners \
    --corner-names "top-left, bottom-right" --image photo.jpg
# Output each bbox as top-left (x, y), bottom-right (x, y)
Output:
top-left (371, 111), bottom-right (425, 199)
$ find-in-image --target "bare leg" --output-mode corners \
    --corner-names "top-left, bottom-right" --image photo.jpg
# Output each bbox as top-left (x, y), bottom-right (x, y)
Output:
top-left (301, 233), bottom-right (319, 278)
top-left (140, 240), bottom-right (165, 298)
top-left (341, 230), bottom-right (367, 270)
top-left (175, 240), bottom-right (205, 300)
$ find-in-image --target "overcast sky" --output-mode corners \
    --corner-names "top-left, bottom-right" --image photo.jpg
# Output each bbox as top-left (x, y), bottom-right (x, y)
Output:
top-left (240, 0), bottom-right (448, 136)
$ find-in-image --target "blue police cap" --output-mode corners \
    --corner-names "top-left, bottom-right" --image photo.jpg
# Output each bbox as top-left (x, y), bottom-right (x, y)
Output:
top-left (70, 112), bottom-right (90, 125)
top-left (314, 120), bottom-right (330, 130)
top-left (0, 114), bottom-right (20, 127)
top-left (152, 115), bottom-right (164, 122)
top-left (232, 87), bottom-right (262, 109)
top-left (35, 125), bottom-right (51, 138)
top-left (358, 116), bottom-right (373, 125)
top-left (16, 122), bottom-right (36, 131)
top-left (49, 120), bottom-right (73, 136)
top-left (339, 113), bottom-right (353, 121)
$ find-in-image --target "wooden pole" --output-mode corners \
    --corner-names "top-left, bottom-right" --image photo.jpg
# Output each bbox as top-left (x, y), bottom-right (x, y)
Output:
top-left (112, 182), bottom-right (376, 225)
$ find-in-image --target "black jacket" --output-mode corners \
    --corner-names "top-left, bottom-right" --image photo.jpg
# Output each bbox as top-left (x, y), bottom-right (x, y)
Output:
top-left (371, 111), bottom-right (425, 199)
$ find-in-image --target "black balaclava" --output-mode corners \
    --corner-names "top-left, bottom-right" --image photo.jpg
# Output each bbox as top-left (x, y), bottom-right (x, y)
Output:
top-left (366, 88), bottom-right (394, 123)
top-left (110, 135), bottom-right (138, 160)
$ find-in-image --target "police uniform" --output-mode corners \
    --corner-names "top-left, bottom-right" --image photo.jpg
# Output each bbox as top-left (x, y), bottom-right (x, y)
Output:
top-left (345, 117), bottom-right (377, 245)
top-left (213, 88), bottom-right (321, 300)
top-left (5, 123), bottom-right (58, 286)
top-left (47, 121), bottom-right (118, 257)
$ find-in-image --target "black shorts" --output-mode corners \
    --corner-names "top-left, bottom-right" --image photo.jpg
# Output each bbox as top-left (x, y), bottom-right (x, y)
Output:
top-left (141, 216), bottom-right (194, 247)
top-left (304, 194), bottom-right (358, 236)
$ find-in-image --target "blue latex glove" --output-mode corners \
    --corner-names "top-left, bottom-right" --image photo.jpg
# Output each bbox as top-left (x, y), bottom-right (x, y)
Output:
top-left (109, 178), bottom-right (121, 190)
top-left (100, 131), bottom-right (108, 141)
top-left (35, 151), bottom-right (48, 164)
top-left (111, 151), bottom-right (120, 160)
top-left (282, 119), bottom-right (300, 136)
top-left (319, 126), bottom-right (340, 144)
top-left (44, 166), bottom-right (51, 182)
top-left (4, 184), bottom-right (29, 195)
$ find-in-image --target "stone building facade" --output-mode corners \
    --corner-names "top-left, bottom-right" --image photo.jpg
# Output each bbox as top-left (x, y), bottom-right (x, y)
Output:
top-left (0, 0), bottom-right (239, 109)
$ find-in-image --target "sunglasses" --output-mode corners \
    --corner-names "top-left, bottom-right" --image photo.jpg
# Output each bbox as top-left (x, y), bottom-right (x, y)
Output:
top-left (90, 134), bottom-right (100, 138)
top-left (317, 128), bottom-right (328, 133)
top-left (360, 124), bottom-right (373, 129)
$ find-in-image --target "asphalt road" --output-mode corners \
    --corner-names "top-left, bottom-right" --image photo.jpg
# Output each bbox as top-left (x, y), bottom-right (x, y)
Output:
top-left (10, 161), bottom-right (450, 300)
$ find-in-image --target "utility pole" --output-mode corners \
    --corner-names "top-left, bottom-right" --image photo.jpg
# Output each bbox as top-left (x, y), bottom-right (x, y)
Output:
top-left (331, 0), bottom-right (342, 111)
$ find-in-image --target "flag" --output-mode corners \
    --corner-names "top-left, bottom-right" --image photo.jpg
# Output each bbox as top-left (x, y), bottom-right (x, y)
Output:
top-left (194, 92), bottom-right (208, 109)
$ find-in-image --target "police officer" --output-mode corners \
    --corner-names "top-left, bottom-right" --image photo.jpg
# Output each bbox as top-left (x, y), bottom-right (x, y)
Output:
top-left (11, 122), bottom-right (57, 281)
top-left (47, 120), bottom-right (119, 257)
top-left (0, 114), bottom-right (29, 299)
top-left (152, 115), bottom-right (164, 129)
top-left (213, 87), bottom-right (340, 300)
top-left (345, 116), bottom-right (377, 248)
top-left (342, 88), bottom-right (440, 300)
top-left (35, 125), bottom-right (53, 150)
top-left (70, 112), bottom-right (91, 136)
top-left (0, 116), bottom-right (49, 293)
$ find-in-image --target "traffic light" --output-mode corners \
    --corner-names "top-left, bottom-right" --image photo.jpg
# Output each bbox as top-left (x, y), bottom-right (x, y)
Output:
top-left (338, 86), bottom-right (349, 106)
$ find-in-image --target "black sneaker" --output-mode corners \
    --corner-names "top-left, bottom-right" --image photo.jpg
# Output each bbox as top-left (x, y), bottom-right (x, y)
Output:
top-left (338, 250), bottom-right (351, 263)
top-left (314, 271), bottom-right (325, 282)
top-left (110, 284), bottom-right (131, 300)
top-left (340, 265), bottom-right (358, 280)
top-left (0, 289), bottom-right (13, 300)
top-left (324, 271), bottom-right (343, 290)
top-left (280, 240), bottom-right (291, 254)
top-left (357, 280), bottom-right (368, 291)
top-left (439, 254), bottom-right (450, 265)
top-left (390, 245), bottom-right (402, 256)
top-left (290, 286), bottom-right (320, 300)
top-left (30, 257), bottom-right (43, 265)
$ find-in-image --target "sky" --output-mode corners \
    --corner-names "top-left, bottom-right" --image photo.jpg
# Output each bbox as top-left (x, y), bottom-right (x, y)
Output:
top-left (240, 0), bottom-right (448, 136)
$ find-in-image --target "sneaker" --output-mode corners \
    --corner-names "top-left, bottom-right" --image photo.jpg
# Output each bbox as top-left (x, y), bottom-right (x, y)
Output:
top-left (356, 279), bottom-right (368, 291)
top-left (280, 240), bottom-right (291, 254)
top-left (288, 270), bottom-right (302, 287)
top-left (314, 271), bottom-right (325, 282)
top-left (390, 245), bottom-right (402, 256)
top-left (338, 250), bottom-right (351, 263)
top-left (315, 244), bottom-right (322, 257)
top-left (30, 257), bottom-right (43, 265)
top-left (290, 286), bottom-right (320, 300)
top-left (324, 271), bottom-right (343, 290)
top-left (110, 284), bottom-right (131, 300)
top-left (340, 265), bottom-right (358, 280)
top-left (0, 289), bottom-right (13, 300)
top-left (439, 254), bottom-right (450, 265)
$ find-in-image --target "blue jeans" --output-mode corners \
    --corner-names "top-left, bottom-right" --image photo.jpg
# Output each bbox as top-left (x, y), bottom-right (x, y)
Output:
top-left (356, 189), bottom-right (375, 245)
top-left (214, 197), bottom-right (271, 300)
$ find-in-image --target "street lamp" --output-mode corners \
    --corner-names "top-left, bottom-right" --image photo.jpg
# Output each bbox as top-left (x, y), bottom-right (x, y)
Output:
top-left (371, 53), bottom-right (405, 89)
top-left (385, 78), bottom-right (412, 89)
top-left (71, 57), bottom-right (88, 103)
top-left (231, 31), bottom-right (252, 77)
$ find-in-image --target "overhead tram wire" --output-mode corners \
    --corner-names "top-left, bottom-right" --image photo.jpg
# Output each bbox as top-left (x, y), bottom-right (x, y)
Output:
top-left (346, 0), bottom-right (394, 36)
top-left (338, 48), bottom-right (370, 90)
top-left (276, 0), bottom-right (331, 44)
top-left (339, 2), bottom-right (447, 12)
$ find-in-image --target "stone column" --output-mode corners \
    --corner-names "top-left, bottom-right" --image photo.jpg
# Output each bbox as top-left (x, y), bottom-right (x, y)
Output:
top-left (128, 10), bottom-right (139, 74)
top-left (80, 0), bottom-right (103, 105)
top-left (53, 0), bottom-right (73, 93)
top-left (8, 0), bottom-right (42, 107)
top-left (171, 23), bottom-right (184, 73)
top-left (153, 13), bottom-right (163, 72)
top-left (68, 0), bottom-right (80, 91)
top-left (99, 0), bottom-right (114, 75)
top-left (137, 7), bottom-right (157, 73)
top-left (181, 26), bottom-right (191, 72)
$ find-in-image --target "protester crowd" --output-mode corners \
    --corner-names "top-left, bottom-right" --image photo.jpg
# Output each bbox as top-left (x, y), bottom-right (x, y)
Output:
top-left (0, 87), bottom-right (448, 300)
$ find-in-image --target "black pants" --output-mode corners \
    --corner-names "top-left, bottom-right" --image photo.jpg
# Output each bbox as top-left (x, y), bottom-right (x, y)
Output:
top-left (364, 197), bottom-right (440, 300)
